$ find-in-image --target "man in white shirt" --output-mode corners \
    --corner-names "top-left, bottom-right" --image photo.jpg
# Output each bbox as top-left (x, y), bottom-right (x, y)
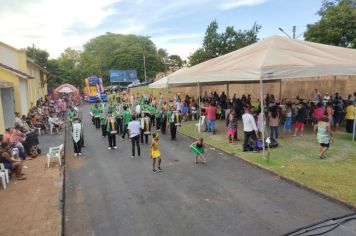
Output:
top-left (135, 104), bottom-right (141, 117)
top-left (242, 106), bottom-right (258, 152)
top-left (127, 114), bottom-right (141, 158)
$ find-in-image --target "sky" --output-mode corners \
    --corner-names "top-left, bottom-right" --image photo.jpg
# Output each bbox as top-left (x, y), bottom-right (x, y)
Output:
top-left (0, 0), bottom-right (322, 60)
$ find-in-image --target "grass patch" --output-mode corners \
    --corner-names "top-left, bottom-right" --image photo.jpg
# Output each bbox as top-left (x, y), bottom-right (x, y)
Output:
top-left (179, 120), bottom-right (356, 206)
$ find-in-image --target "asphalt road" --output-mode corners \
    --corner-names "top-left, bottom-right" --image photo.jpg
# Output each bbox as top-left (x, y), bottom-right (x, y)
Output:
top-left (64, 105), bottom-right (352, 236)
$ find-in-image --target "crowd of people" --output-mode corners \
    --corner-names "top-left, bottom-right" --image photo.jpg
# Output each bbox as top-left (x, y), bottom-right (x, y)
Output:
top-left (195, 89), bottom-right (356, 158)
top-left (0, 95), bottom-right (68, 181)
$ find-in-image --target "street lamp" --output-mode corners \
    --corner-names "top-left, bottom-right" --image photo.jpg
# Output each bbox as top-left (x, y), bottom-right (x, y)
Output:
top-left (278, 26), bottom-right (303, 39)
top-left (278, 27), bottom-right (292, 39)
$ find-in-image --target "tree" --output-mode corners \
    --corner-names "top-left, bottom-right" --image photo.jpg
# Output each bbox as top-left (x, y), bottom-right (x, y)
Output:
top-left (188, 21), bottom-right (261, 66)
top-left (188, 48), bottom-right (209, 66)
top-left (167, 54), bottom-right (183, 71)
top-left (305, 0), bottom-right (356, 48)
top-left (84, 33), bottom-right (164, 82)
top-left (203, 20), bottom-right (222, 59)
top-left (26, 46), bottom-right (49, 67)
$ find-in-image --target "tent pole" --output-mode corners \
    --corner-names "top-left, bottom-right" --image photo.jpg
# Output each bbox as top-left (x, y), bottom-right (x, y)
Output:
top-left (259, 76), bottom-right (265, 159)
top-left (333, 76), bottom-right (336, 95)
top-left (227, 82), bottom-right (230, 100)
top-left (353, 112), bottom-right (356, 142)
top-left (198, 82), bottom-right (201, 118)
top-left (279, 79), bottom-right (282, 103)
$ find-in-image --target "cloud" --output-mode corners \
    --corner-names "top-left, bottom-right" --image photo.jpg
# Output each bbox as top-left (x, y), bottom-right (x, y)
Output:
top-left (0, 0), bottom-right (269, 60)
top-left (220, 0), bottom-right (268, 10)
top-left (0, 0), bottom-right (121, 57)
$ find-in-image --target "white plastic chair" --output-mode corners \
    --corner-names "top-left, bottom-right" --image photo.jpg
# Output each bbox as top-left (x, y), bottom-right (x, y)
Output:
top-left (47, 144), bottom-right (63, 168)
top-left (36, 127), bottom-right (42, 136)
top-left (195, 115), bottom-right (206, 133)
top-left (0, 163), bottom-right (9, 184)
top-left (0, 172), bottom-right (6, 189)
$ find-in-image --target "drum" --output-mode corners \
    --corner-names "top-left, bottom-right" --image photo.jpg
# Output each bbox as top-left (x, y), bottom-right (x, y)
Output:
top-left (143, 118), bottom-right (151, 135)
top-left (174, 111), bottom-right (181, 126)
top-left (109, 118), bottom-right (117, 134)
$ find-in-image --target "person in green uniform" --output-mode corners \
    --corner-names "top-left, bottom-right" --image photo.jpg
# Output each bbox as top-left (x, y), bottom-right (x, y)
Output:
top-left (161, 107), bottom-right (167, 135)
top-left (100, 110), bottom-right (106, 137)
top-left (121, 106), bottom-right (132, 139)
top-left (155, 108), bottom-right (163, 131)
top-left (105, 111), bottom-right (118, 149)
top-left (90, 104), bottom-right (95, 125)
top-left (92, 104), bottom-right (101, 129)
top-left (168, 106), bottom-right (177, 140)
top-left (107, 101), bottom-right (115, 113)
top-left (99, 100), bottom-right (106, 111)
top-left (68, 107), bottom-right (75, 126)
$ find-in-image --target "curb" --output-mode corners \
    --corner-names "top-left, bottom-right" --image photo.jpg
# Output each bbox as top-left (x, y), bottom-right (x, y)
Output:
top-left (61, 120), bottom-right (67, 236)
top-left (178, 131), bottom-right (356, 211)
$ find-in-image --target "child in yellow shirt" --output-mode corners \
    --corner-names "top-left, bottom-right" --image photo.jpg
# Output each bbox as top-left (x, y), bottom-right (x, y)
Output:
top-left (150, 133), bottom-right (162, 172)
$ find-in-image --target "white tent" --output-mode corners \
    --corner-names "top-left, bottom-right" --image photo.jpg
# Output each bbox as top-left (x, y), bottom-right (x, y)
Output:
top-left (58, 86), bottom-right (73, 93)
top-left (149, 76), bottom-right (169, 89)
top-left (168, 35), bottom-right (356, 85)
top-left (166, 36), bottom-right (356, 155)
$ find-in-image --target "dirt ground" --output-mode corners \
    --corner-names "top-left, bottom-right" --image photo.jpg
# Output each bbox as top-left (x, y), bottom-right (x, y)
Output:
top-left (0, 155), bottom-right (62, 236)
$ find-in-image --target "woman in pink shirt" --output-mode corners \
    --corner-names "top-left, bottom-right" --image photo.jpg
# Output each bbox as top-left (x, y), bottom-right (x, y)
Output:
top-left (268, 106), bottom-right (279, 139)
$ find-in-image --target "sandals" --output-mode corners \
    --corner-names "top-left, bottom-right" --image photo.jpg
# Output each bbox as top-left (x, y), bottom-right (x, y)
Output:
top-left (16, 176), bottom-right (27, 180)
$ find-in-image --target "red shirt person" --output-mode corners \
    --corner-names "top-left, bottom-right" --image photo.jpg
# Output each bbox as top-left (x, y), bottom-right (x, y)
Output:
top-left (205, 102), bottom-right (217, 134)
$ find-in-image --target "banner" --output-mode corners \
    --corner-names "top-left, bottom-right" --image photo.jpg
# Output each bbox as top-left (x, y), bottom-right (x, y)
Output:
top-left (110, 70), bottom-right (137, 83)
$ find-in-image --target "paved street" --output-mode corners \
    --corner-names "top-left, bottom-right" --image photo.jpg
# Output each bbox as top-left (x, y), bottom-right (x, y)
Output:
top-left (65, 105), bottom-right (352, 236)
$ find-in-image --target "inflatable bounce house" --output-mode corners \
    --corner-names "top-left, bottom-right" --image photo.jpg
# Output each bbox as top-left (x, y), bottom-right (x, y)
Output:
top-left (85, 76), bottom-right (107, 103)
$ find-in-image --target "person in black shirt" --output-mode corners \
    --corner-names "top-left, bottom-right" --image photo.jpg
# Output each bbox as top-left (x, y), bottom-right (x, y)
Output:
top-left (293, 102), bottom-right (307, 137)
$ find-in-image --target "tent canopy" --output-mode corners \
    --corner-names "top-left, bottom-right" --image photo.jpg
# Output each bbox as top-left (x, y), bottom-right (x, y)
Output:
top-left (149, 76), bottom-right (168, 89)
top-left (58, 86), bottom-right (73, 93)
top-left (167, 35), bottom-right (356, 86)
top-left (53, 83), bottom-right (81, 103)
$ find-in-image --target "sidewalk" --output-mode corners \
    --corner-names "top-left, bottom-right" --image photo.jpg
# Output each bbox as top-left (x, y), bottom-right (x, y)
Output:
top-left (0, 133), bottom-right (64, 236)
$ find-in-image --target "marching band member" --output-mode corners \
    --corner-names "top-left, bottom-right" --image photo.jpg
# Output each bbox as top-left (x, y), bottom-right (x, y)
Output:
top-left (141, 111), bottom-right (151, 144)
top-left (105, 111), bottom-right (118, 150)
top-left (121, 106), bottom-right (132, 140)
top-left (161, 107), bottom-right (167, 135)
top-left (99, 100), bottom-right (106, 112)
top-left (90, 103), bottom-right (95, 125)
top-left (92, 104), bottom-right (101, 129)
top-left (68, 106), bottom-right (75, 126)
top-left (155, 108), bottom-right (163, 132)
top-left (107, 101), bottom-right (115, 113)
top-left (72, 118), bottom-right (82, 156)
top-left (168, 106), bottom-right (177, 140)
top-left (114, 105), bottom-right (123, 135)
top-left (100, 110), bottom-right (106, 138)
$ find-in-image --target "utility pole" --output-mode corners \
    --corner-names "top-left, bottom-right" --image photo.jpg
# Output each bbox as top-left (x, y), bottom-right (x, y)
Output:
top-left (143, 53), bottom-right (147, 83)
top-left (292, 25), bottom-right (296, 39)
top-left (32, 43), bottom-right (35, 59)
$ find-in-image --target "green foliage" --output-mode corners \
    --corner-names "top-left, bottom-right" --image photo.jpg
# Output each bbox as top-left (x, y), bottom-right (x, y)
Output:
top-left (26, 46), bottom-right (49, 67)
top-left (305, 0), bottom-right (356, 48)
top-left (188, 21), bottom-right (261, 66)
top-left (84, 33), bottom-right (165, 83)
top-left (167, 54), bottom-right (183, 71)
